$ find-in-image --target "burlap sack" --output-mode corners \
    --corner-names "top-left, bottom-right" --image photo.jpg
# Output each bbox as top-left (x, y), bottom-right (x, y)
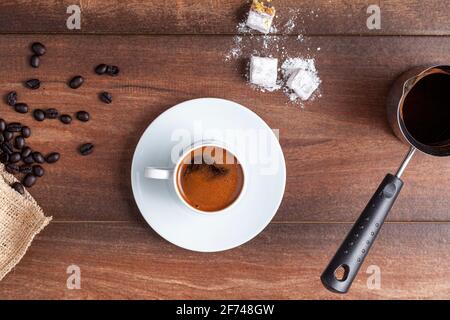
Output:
top-left (0, 164), bottom-right (51, 281)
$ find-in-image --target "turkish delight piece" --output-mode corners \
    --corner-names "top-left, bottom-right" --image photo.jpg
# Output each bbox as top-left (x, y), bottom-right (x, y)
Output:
top-left (249, 56), bottom-right (278, 88)
top-left (246, 0), bottom-right (276, 34)
top-left (286, 69), bottom-right (320, 101)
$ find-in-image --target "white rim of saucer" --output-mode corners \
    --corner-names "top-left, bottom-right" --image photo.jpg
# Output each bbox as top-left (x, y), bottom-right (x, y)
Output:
top-left (131, 98), bottom-right (286, 252)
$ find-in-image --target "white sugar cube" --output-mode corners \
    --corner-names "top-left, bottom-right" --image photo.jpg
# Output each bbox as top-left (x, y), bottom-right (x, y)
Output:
top-left (250, 56), bottom-right (278, 88)
top-left (286, 69), bottom-right (320, 101)
top-left (246, 10), bottom-right (274, 34)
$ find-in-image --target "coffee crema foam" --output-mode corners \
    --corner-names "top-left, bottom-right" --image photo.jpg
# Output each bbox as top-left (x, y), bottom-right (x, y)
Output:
top-left (176, 146), bottom-right (244, 212)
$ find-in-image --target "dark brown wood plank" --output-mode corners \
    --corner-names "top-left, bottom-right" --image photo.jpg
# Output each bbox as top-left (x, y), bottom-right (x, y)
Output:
top-left (1, 35), bottom-right (450, 222)
top-left (0, 0), bottom-right (449, 35)
top-left (0, 222), bottom-right (449, 299)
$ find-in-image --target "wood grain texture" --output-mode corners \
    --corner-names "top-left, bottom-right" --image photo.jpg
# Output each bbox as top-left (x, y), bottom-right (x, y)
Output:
top-left (1, 35), bottom-right (450, 222)
top-left (1, 222), bottom-right (449, 299)
top-left (0, 0), bottom-right (449, 35)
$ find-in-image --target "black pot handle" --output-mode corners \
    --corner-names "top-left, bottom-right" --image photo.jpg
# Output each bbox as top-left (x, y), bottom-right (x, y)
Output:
top-left (321, 173), bottom-right (404, 293)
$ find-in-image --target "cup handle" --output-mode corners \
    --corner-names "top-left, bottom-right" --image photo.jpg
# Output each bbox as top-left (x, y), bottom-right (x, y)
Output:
top-left (144, 167), bottom-right (173, 179)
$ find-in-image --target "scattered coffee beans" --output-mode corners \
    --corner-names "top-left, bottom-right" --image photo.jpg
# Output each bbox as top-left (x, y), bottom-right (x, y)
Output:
top-left (25, 78), bottom-right (40, 90)
top-left (21, 146), bottom-right (32, 158)
top-left (11, 182), bottom-right (25, 195)
top-left (1, 142), bottom-right (13, 154)
top-left (19, 165), bottom-right (32, 174)
top-left (76, 111), bottom-right (89, 122)
top-left (59, 114), bottom-right (72, 124)
top-left (107, 65), bottom-right (120, 76)
top-left (100, 91), bottom-right (112, 104)
top-left (0, 117), bottom-right (61, 190)
top-left (32, 151), bottom-right (45, 164)
top-left (79, 143), bottom-right (94, 156)
top-left (31, 42), bottom-right (46, 56)
top-left (32, 165), bottom-right (45, 177)
top-left (45, 152), bottom-right (60, 163)
top-left (95, 64), bottom-right (120, 76)
top-left (6, 163), bottom-right (19, 173)
top-left (9, 153), bottom-right (21, 163)
top-left (0, 153), bottom-right (8, 163)
top-left (3, 131), bottom-right (13, 142)
top-left (23, 174), bottom-right (37, 188)
top-left (14, 103), bottom-right (28, 114)
top-left (95, 64), bottom-right (108, 75)
top-left (30, 55), bottom-right (40, 68)
top-left (21, 126), bottom-right (31, 138)
top-left (7, 123), bottom-right (22, 132)
top-left (44, 108), bottom-right (59, 119)
top-left (6, 91), bottom-right (17, 106)
top-left (14, 136), bottom-right (25, 149)
top-left (69, 76), bottom-right (84, 89)
top-left (23, 155), bottom-right (34, 164)
top-left (33, 109), bottom-right (45, 121)
top-left (1, 43), bottom-right (119, 191)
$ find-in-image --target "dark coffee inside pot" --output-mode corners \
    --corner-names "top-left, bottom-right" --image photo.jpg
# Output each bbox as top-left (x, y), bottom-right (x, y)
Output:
top-left (402, 71), bottom-right (450, 146)
top-left (176, 146), bottom-right (244, 213)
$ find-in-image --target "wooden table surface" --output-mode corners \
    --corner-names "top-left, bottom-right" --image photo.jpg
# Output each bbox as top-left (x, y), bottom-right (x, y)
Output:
top-left (1, 0), bottom-right (450, 299)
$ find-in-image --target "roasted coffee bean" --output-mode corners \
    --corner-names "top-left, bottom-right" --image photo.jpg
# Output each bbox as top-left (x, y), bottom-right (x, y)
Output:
top-left (23, 174), bottom-right (37, 188)
top-left (23, 155), bottom-right (34, 164)
top-left (45, 152), bottom-right (60, 163)
top-left (19, 165), bottom-right (32, 174)
top-left (21, 126), bottom-right (31, 138)
top-left (0, 135), bottom-right (3, 143)
top-left (76, 111), bottom-right (90, 122)
top-left (100, 91), bottom-right (112, 104)
top-left (107, 65), bottom-right (120, 76)
top-left (6, 91), bottom-right (17, 106)
top-left (7, 122), bottom-right (22, 132)
top-left (0, 119), bottom-right (5, 132)
top-left (6, 163), bottom-right (20, 173)
top-left (14, 103), bottom-right (29, 114)
top-left (3, 131), bottom-right (13, 141)
top-left (0, 152), bottom-right (8, 164)
top-left (69, 75), bottom-right (84, 89)
top-left (95, 64), bottom-right (108, 75)
top-left (14, 136), bottom-right (25, 149)
top-left (11, 182), bottom-right (24, 195)
top-left (32, 151), bottom-right (45, 163)
top-left (31, 42), bottom-right (46, 56)
top-left (59, 114), bottom-right (72, 124)
top-left (33, 109), bottom-right (45, 121)
top-left (32, 165), bottom-right (45, 177)
top-left (1, 142), bottom-right (13, 154)
top-left (30, 54), bottom-right (40, 68)
top-left (21, 146), bottom-right (32, 158)
top-left (44, 108), bottom-right (59, 119)
top-left (9, 152), bottom-right (21, 163)
top-left (79, 143), bottom-right (94, 156)
top-left (25, 78), bottom-right (40, 90)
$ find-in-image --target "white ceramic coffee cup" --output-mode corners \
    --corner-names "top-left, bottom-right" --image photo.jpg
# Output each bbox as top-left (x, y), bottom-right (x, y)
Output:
top-left (144, 140), bottom-right (247, 214)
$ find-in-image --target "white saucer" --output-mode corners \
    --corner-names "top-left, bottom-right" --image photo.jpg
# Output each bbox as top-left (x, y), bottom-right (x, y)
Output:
top-left (131, 98), bottom-right (286, 252)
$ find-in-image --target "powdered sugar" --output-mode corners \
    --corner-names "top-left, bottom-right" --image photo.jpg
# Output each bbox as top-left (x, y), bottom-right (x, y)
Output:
top-left (225, 6), bottom-right (305, 62)
top-left (224, 3), bottom-right (322, 106)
